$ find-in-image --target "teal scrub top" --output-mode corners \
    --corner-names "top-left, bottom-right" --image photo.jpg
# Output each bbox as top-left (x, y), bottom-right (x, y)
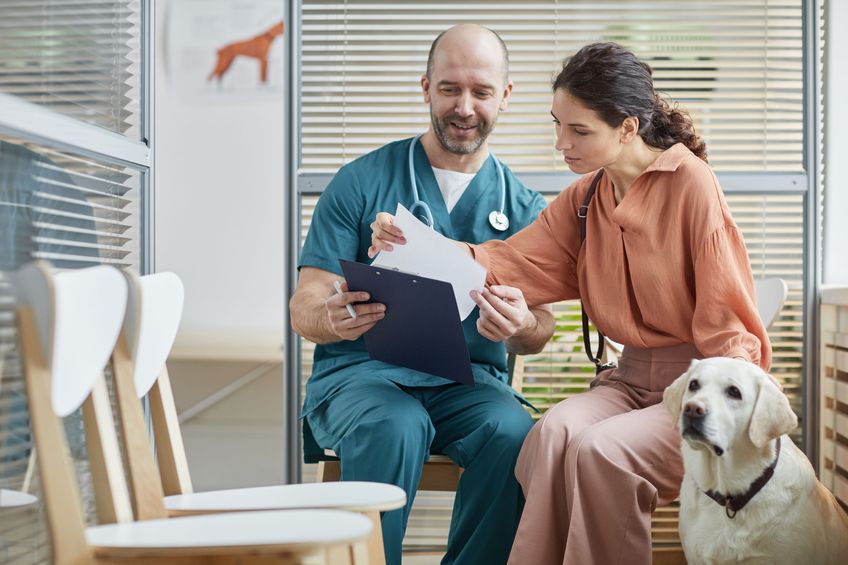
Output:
top-left (299, 137), bottom-right (547, 415)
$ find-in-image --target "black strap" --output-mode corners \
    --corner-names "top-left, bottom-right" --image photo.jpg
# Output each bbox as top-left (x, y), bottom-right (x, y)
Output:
top-left (578, 170), bottom-right (614, 375)
top-left (703, 437), bottom-right (781, 519)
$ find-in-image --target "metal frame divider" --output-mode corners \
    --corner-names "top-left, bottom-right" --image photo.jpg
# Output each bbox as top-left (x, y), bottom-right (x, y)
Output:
top-left (284, 0), bottom-right (304, 484)
top-left (802, 0), bottom-right (823, 468)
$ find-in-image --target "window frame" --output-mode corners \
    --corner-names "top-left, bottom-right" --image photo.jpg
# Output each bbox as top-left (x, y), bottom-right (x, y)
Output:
top-left (0, 0), bottom-right (155, 276)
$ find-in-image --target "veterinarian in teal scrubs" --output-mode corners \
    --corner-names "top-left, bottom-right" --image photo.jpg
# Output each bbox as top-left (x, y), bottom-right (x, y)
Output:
top-left (289, 25), bottom-right (552, 565)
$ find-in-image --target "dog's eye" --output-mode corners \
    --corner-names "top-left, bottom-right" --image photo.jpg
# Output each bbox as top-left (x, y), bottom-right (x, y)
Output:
top-left (688, 379), bottom-right (700, 392)
top-left (725, 385), bottom-right (742, 400)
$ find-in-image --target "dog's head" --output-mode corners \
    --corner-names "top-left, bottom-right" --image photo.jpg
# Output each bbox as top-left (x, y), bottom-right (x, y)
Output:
top-left (662, 357), bottom-right (797, 456)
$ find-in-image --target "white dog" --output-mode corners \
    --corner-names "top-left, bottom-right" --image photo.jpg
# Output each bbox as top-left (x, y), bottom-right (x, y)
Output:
top-left (663, 357), bottom-right (848, 565)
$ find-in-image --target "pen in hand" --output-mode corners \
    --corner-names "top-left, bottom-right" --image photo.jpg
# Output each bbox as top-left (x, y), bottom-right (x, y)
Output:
top-left (333, 280), bottom-right (358, 319)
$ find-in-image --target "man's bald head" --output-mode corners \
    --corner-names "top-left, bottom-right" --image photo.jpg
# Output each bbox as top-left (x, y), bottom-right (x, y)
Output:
top-left (426, 24), bottom-right (509, 85)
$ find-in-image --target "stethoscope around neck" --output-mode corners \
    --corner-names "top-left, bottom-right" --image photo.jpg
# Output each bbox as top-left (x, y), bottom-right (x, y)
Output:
top-left (407, 134), bottom-right (510, 232)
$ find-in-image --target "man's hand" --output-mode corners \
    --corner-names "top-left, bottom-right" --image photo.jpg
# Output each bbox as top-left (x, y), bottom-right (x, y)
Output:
top-left (368, 212), bottom-right (406, 258)
top-left (326, 281), bottom-right (385, 341)
top-left (470, 285), bottom-right (533, 342)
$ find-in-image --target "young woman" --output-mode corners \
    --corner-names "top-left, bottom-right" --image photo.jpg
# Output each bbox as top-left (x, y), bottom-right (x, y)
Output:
top-left (369, 42), bottom-right (771, 565)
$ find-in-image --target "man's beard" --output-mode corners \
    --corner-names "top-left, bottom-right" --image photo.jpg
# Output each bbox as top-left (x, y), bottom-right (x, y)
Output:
top-left (431, 112), bottom-right (494, 155)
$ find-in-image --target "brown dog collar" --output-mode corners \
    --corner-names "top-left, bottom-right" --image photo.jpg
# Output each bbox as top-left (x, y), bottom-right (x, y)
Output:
top-left (702, 437), bottom-right (781, 519)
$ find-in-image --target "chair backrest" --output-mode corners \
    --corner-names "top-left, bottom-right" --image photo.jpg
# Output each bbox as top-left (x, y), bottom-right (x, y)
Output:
top-left (123, 271), bottom-right (184, 399)
top-left (508, 278), bottom-right (788, 398)
top-left (126, 270), bottom-right (192, 496)
top-left (15, 261), bottom-right (128, 564)
top-left (111, 270), bottom-right (191, 516)
top-left (754, 277), bottom-right (787, 330)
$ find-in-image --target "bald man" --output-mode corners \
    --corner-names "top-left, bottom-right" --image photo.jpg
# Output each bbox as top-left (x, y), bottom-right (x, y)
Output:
top-left (291, 25), bottom-right (553, 565)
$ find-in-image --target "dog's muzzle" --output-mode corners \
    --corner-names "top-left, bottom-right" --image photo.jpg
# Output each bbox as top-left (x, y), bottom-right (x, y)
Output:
top-left (682, 416), bottom-right (724, 456)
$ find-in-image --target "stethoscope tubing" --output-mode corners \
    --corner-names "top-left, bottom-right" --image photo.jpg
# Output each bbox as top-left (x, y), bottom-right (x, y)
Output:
top-left (407, 134), bottom-right (508, 231)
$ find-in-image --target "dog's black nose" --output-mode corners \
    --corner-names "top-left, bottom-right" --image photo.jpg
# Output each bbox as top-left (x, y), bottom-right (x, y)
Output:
top-left (683, 401), bottom-right (707, 419)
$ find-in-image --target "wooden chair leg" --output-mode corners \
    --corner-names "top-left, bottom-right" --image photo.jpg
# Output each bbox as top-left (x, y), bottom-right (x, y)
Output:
top-left (352, 539), bottom-right (371, 565)
top-left (364, 510), bottom-right (385, 565)
top-left (22, 448), bottom-right (37, 493)
top-left (326, 543), bottom-right (353, 565)
top-left (318, 460), bottom-right (341, 482)
top-left (316, 465), bottom-right (383, 564)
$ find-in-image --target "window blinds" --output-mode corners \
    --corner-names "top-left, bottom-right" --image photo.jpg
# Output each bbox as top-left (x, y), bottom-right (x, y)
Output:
top-left (301, 0), bottom-right (804, 173)
top-left (0, 136), bottom-right (141, 564)
top-left (0, 134), bottom-right (140, 271)
top-left (0, 2), bottom-right (145, 563)
top-left (0, 0), bottom-right (142, 139)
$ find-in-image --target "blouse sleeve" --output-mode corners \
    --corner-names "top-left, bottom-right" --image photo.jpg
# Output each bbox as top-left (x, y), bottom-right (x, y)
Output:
top-left (692, 223), bottom-right (772, 370)
top-left (469, 183), bottom-right (584, 307)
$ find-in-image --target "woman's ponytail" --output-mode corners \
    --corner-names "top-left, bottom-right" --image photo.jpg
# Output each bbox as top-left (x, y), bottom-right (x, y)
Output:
top-left (646, 95), bottom-right (707, 162)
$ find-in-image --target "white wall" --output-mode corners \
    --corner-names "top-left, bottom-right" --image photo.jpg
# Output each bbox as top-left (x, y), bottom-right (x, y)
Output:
top-left (153, 0), bottom-right (288, 489)
top-left (824, 0), bottom-right (848, 285)
top-left (154, 0), bottom-right (286, 359)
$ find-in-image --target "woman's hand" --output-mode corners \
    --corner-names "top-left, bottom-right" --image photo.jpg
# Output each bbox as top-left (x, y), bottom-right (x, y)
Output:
top-left (368, 212), bottom-right (406, 258)
top-left (470, 285), bottom-right (533, 342)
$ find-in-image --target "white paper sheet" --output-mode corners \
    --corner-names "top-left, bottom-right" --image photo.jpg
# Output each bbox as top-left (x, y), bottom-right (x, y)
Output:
top-left (372, 204), bottom-right (487, 320)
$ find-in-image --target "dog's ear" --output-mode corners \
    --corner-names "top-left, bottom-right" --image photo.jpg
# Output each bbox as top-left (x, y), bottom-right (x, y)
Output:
top-left (663, 360), bottom-right (698, 430)
top-left (748, 371), bottom-right (798, 448)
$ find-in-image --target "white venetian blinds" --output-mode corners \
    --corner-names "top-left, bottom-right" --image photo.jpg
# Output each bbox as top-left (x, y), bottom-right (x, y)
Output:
top-left (0, 2), bottom-right (146, 564)
top-left (0, 134), bottom-right (141, 271)
top-left (0, 0), bottom-right (142, 138)
top-left (301, 0), bottom-right (804, 173)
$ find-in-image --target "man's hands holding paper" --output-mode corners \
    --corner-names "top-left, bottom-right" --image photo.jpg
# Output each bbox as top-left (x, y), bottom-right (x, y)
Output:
top-left (368, 212), bottom-right (406, 257)
top-left (368, 207), bottom-right (554, 354)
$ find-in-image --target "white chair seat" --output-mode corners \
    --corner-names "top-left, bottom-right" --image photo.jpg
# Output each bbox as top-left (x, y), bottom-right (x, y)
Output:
top-left (86, 508), bottom-right (371, 551)
top-left (0, 489), bottom-right (38, 508)
top-left (164, 481), bottom-right (406, 514)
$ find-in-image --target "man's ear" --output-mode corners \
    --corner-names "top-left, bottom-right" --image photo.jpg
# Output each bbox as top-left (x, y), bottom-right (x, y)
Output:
top-left (498, 80), bottom-right (514, 112)
top-left (748, 373), bottom-right (798, 448)
top-left (421, 75), bottom-right (431, 103)
top-left (663, 359), bottom-right (698, 430)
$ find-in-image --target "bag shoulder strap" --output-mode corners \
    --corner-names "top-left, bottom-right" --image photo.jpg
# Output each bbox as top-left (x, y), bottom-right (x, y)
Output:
top-left (578, 170), bottom-right (614, 374)
top-left (578, 170), bottom-right (604, 241)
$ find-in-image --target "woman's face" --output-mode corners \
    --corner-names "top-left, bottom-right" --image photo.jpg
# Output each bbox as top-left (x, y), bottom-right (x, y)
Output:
top-left (551, 89), bottom-right (625, 174)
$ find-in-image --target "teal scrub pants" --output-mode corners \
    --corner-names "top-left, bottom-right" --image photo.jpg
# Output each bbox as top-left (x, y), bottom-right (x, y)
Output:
top-left (306, 375), bottom-right (533, 565)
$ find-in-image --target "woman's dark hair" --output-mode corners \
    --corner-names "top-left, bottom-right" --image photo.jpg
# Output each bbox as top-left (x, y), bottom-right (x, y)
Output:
top-left (553, 42), bottom-right (707, 162)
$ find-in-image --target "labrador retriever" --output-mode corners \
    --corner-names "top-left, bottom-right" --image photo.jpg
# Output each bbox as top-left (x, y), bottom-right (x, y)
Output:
top-left (663, 357), bottom-right (848, 564)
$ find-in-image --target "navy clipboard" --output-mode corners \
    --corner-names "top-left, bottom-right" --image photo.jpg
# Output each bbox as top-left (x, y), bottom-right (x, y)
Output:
top-left (339, 259), bottom-right (474, 386)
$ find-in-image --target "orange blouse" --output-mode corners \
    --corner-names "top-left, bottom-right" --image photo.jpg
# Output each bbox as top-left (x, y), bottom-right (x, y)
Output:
top-left (471, 143), bottom-right (771, 370)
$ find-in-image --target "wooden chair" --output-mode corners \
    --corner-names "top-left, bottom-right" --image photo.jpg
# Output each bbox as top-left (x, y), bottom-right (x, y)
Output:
top-left (15, 260), bottom-right (373, 565)
top-left (112, 270), bottom-right (405, 565)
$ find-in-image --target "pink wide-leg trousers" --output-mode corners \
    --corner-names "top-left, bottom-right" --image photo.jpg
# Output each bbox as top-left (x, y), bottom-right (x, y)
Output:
top-left (508, 344), bottom-right (700, 565)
